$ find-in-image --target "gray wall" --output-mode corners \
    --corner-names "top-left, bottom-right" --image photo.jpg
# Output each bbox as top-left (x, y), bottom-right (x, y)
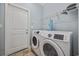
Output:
top-left (0, 3), bottom-right (5, 56)
top-left (42, 3), bottom-right (78, 55)
top-left (43, 3), bottom-right (70, 18)
top-left (42, 3), bottom-right (70, 30)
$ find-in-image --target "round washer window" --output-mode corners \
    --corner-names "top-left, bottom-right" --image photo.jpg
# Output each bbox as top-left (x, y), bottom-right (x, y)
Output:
top-left (43, 43), bottom-right (58, 56)
top-left (32, 36), bottom-right (37, 46)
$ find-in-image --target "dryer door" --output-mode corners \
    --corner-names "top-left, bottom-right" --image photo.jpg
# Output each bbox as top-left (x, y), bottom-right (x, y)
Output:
top-left (39, 39), bottom-right (64, 56)
top-left (32, 36), bottom-right (39, 48)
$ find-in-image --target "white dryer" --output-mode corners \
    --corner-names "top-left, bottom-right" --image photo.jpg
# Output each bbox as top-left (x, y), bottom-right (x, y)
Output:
top-left (31, 30), bottom-right (43, 56)
top-left (39, 31), bottom-right (72, 56)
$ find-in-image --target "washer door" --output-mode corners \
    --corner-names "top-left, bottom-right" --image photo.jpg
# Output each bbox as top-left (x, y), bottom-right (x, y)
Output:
top-left (40, 39), bottom-right (64, 56)
top-left (32, 36), bottom-right (39, 48)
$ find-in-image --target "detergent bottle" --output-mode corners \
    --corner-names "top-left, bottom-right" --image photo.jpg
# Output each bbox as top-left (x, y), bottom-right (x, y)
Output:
top-left (48, 18), bottom-right (53, 31)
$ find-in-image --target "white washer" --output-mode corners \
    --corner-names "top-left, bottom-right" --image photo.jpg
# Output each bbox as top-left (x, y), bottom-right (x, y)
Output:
top-left (39, 31), bottom-right (72, 56)
top-left (31, 30), bottom-right (43, 56)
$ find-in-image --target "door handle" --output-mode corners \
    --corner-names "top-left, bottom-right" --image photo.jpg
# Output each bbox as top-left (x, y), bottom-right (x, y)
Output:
top-left (26, 32), bottom-right (28, 34)
top-left (25, 29), bottom-right (28, 34)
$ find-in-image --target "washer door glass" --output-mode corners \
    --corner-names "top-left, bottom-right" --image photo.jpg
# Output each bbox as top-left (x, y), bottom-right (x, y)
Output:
top-left (32, 36), bottom-right (37, 46)
top-left (43, 43), bottom-right (58, 56)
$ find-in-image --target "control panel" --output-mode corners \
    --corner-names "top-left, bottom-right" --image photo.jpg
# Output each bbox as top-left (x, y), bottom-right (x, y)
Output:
top-left (54, 34), bottom-right (64, 40)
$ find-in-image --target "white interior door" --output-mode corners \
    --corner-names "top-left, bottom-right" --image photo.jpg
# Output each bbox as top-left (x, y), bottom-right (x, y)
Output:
top-left (5, 4), bottom-right (30, 55)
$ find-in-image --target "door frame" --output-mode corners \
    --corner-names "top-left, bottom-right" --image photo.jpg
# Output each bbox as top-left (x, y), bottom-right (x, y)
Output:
top-left (77, 4), bottom-right (79, 55)
top-left (5, 3), bottom-right (31, 55)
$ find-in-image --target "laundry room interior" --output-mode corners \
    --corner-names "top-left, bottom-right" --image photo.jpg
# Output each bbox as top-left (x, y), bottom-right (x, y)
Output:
top-left (0, 3), bottom-right (79, 56)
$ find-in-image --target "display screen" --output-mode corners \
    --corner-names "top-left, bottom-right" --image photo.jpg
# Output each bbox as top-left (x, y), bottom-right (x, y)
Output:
top-left (54, 34), bottom-right (64, 40)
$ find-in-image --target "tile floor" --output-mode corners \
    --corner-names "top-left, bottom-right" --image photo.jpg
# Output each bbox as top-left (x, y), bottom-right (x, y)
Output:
top-left (9, 49), bottom-right (35, 56)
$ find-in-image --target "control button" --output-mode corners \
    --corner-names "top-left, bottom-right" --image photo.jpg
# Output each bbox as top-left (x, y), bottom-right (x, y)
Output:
top-left (36, 31), bottom-right (40, 34)
top-left (48, 34), bottom-right (52, 37)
